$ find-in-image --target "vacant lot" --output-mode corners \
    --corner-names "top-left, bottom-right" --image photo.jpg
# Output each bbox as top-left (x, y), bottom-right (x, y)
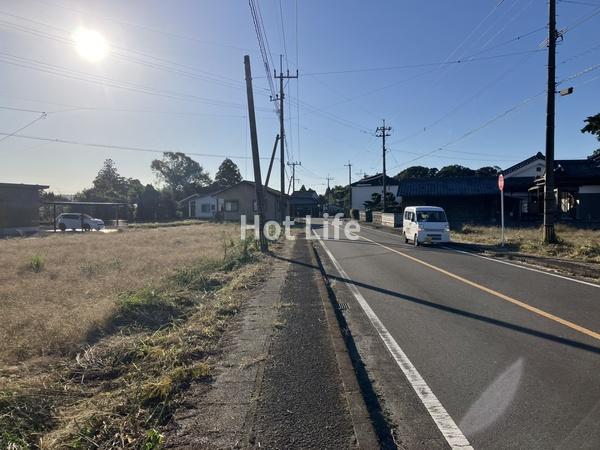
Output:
top-left (0, 223), bottom-right (239, 362)
top-left (452, 224), bottom-right (600, 263)
top-left (0, 223), bottom-right (273, 448)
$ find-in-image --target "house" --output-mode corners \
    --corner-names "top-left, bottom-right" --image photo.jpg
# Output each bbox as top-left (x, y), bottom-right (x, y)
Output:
top-left (502, 152), bottom-right (547, 219)
top-left (289, 190), bottom-right (319, 217)
top-left (528, 155), bottom-right (600, 222)
top-left (213, 181), bottom-right (288, 222)
top-left (180, 190), bottom-right (220, 219)
top-left (351, 173), bottom-right (399, 210)
top-left (396, 177), bottom-right (500, 225)
top-left (0, 182), bottom-right (49, 236)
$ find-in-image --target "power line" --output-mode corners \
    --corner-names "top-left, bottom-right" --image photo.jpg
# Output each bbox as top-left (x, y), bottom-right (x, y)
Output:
top-left (388, 50), bottom-right (542, 145)
top-left (0, 51), bottom-right (266, 111)
top-left (300, 49), bottom-right (544, 76)
top-left (28, 0), bottom-right (251, 52)
top-left (0, 113), bottom-right (47, 144)
top-left (0, 13), bottom-right (247, 91)
top-left (0, 131), bottom-right (279, 160)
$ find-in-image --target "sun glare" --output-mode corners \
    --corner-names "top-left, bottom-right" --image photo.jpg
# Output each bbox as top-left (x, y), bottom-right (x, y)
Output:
top-left (73, 27), bottom-right (109, 62)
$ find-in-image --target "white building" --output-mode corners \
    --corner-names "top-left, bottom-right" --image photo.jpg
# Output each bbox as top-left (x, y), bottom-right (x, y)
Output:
top-left (180, 192), bottom-right (220, 219)
top-left (350, 174), bottom-right (399, 210)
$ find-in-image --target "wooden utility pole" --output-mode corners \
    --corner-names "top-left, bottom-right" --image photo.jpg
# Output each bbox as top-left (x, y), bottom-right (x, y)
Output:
top-left (376, 120), bottom-right (392, 212)
top-left (244, 55), bottom-right (267, 252)
top-left (543, 0), bottom-right (558, 244)
top-left (344, 161), bottom-right (352, 210)
top-left (274, 54), bottom-right (298, 222)
top-left (287, 161), bottom-right (301, 193)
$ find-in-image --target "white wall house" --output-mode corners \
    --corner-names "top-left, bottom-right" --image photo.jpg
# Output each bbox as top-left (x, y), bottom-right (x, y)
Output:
top-left (351, 174), bottom-right (399, 210)
top-left (182, 193), bottom-right (218, 219)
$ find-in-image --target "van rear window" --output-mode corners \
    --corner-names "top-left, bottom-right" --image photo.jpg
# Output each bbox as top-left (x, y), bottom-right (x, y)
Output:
top-left (417, 211), bottom-right (447, 222)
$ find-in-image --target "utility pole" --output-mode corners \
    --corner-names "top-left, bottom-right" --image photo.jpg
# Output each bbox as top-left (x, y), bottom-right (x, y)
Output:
top-left (376, 120), bottom-right (392, 212)
top-left (543, 0), bottom-right (558, 244)
top-left (244, 55), bottom-right (267, 252)
top-left (344, 161), bottom-right (352, 210)
top-left (325, 175), bottom-right (334, 211)
top-left (274, 54), bottom-right (298, 222)
top-left (287, 161), bottom-right (301, 193)
top-left (264, 134), bottom-right (280, 188)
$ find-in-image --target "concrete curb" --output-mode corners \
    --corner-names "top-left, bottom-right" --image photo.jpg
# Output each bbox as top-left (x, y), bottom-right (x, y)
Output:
top-left (309, 239), bottom-right (381, 449)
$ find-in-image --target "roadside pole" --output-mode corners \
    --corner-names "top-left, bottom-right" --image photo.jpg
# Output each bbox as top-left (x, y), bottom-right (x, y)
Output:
top-left (499, 174), bottom-right (505, 246)
top-left (244, 55), bottom-right (268, 252)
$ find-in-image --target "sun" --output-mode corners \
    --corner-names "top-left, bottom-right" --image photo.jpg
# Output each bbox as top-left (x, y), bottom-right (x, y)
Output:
top-left (73, 27), bottom-right (109, 62)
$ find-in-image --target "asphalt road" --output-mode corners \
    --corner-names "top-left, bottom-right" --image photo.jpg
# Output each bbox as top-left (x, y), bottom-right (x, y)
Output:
top-left (312, 219), bottom-right (600, 449)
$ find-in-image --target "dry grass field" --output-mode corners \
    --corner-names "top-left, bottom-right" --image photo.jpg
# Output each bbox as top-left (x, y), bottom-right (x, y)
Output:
top-left (0, 224), bottom-right (240, 363)
top-left (0, 222), bottom-right (272, 448)
top-left (452, 224), bottom-right (600, 263)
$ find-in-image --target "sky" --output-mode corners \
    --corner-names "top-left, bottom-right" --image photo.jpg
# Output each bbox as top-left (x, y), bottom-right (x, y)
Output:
top-left (0, 0), bottom-right (599, 195)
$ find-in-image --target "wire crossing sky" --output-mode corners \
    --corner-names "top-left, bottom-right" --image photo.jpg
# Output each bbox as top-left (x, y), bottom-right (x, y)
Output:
top-left (0, 0), bottom-right (599, 193)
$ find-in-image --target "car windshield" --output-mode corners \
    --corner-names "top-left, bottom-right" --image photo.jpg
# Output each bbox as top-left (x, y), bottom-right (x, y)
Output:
top-left (83, 214), bottom-right (92, 219)
top-left (416, 211), bottom-right (447, 222)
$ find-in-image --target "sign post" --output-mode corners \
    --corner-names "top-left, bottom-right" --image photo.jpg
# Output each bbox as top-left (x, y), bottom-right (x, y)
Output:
top-left (498, 174), bottom-right (505, 246)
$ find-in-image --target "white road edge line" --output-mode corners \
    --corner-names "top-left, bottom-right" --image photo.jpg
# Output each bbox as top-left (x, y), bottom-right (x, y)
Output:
top-left (358, 223), bottom-right (600, 289)
top-left (312, 229), bottom-right (473, 450)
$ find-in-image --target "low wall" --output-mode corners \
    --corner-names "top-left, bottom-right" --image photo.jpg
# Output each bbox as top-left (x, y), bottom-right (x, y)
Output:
top-left (381, 213), bottom-right (402, 228)
top-left (359, 210), bottom-right (372, 222)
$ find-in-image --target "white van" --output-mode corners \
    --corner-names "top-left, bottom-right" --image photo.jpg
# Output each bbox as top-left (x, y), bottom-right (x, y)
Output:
top-left (402, 206), bottom-right (450, 246)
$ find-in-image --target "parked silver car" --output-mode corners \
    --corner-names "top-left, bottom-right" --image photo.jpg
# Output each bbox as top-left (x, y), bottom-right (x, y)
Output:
top-left (56, 213), bottom-right (105, 231)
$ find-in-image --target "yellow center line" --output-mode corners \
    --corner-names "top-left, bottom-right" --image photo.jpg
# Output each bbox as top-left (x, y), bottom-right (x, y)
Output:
top-left (356, 232), bottom-right (600, 342)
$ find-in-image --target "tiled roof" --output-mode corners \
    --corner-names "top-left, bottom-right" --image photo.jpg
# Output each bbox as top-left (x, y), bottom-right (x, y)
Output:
top-left (554, 159), bottom-right (600, 178)
top-left (396, 176), bottom-right (499, 197)
top-left (503, 152), bottom-right (544, 175)
top-left (351, 173), bottom-right (399, 187)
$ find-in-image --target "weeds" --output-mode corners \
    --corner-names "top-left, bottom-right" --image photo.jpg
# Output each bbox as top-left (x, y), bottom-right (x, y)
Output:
top-left (28, 255), bottom-right (45, 273)
top-left (1, 229), bottom-right (264, 449)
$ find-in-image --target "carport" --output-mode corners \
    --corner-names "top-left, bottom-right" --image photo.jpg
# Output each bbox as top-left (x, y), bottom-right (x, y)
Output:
top-left (44, 201), bottom-right (129, 232)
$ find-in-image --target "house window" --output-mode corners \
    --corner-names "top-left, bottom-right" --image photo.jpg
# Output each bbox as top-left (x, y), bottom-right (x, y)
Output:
top-left (536, 167), bottom-right (542, 172)
top-left (224, 200), bottom-right (239, 212)
top-left (201, 203), bottom-right (211, 213)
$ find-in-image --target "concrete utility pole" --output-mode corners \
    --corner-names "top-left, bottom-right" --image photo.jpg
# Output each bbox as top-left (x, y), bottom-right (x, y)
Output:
top-left (344, 161), bottom-right (352, 209)
top-left (376, 120), bottom-right (392, 212)
top-left (326, 175), bottom-right (334, 210)
top-left (264, 134), bottom-right (280, 188)
top-left (274, 54), bottom-right (298, 222)
top-left (244, 55), bottom-right (267, 252)
top-left (543, 0), bottom-right (558, 244)
top-left (287, 161), bottom-right (301, 193)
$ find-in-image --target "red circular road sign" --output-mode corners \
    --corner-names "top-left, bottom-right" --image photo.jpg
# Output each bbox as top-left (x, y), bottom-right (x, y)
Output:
top-left (498, 174), bottom-right (504, 191)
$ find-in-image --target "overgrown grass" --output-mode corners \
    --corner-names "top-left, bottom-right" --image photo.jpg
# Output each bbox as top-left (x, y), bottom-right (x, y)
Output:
top-left (0, 224), bottom-right (239, 363)
top-left (0, 227), bottom-right (267, 449)
top-left (127, 220), bottom-right (206, 229)
top-left (452, 224), bottom-right (600, 263)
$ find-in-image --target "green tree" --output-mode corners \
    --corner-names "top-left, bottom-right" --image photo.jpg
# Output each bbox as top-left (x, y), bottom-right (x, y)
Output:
top-left (214, 158), bottom-right (242, 189)
top-left (581, 113), bottom-right (600, 159)
top-left (151, 152), bottom-right (211, 199)
top-left (475, 166), bottom-right (501, 177)
top-left (363, 192), bottom-right (398, 212)
top-left (135, 184), bottom-right (161, 221)
top-left (395, 166), bottom-right (438, 180)
top-left (436, 165), bottom-right (476, 177)
top-left (75, 159), bottom-right (143, 220)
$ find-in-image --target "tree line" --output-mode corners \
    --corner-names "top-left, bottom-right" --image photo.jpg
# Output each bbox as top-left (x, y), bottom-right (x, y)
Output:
top-left (43, 152), bottom-right (243, 221)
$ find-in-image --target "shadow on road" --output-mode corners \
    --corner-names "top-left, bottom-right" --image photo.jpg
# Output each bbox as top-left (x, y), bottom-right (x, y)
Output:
top-left (270, 252), bottom-right (600, 356)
